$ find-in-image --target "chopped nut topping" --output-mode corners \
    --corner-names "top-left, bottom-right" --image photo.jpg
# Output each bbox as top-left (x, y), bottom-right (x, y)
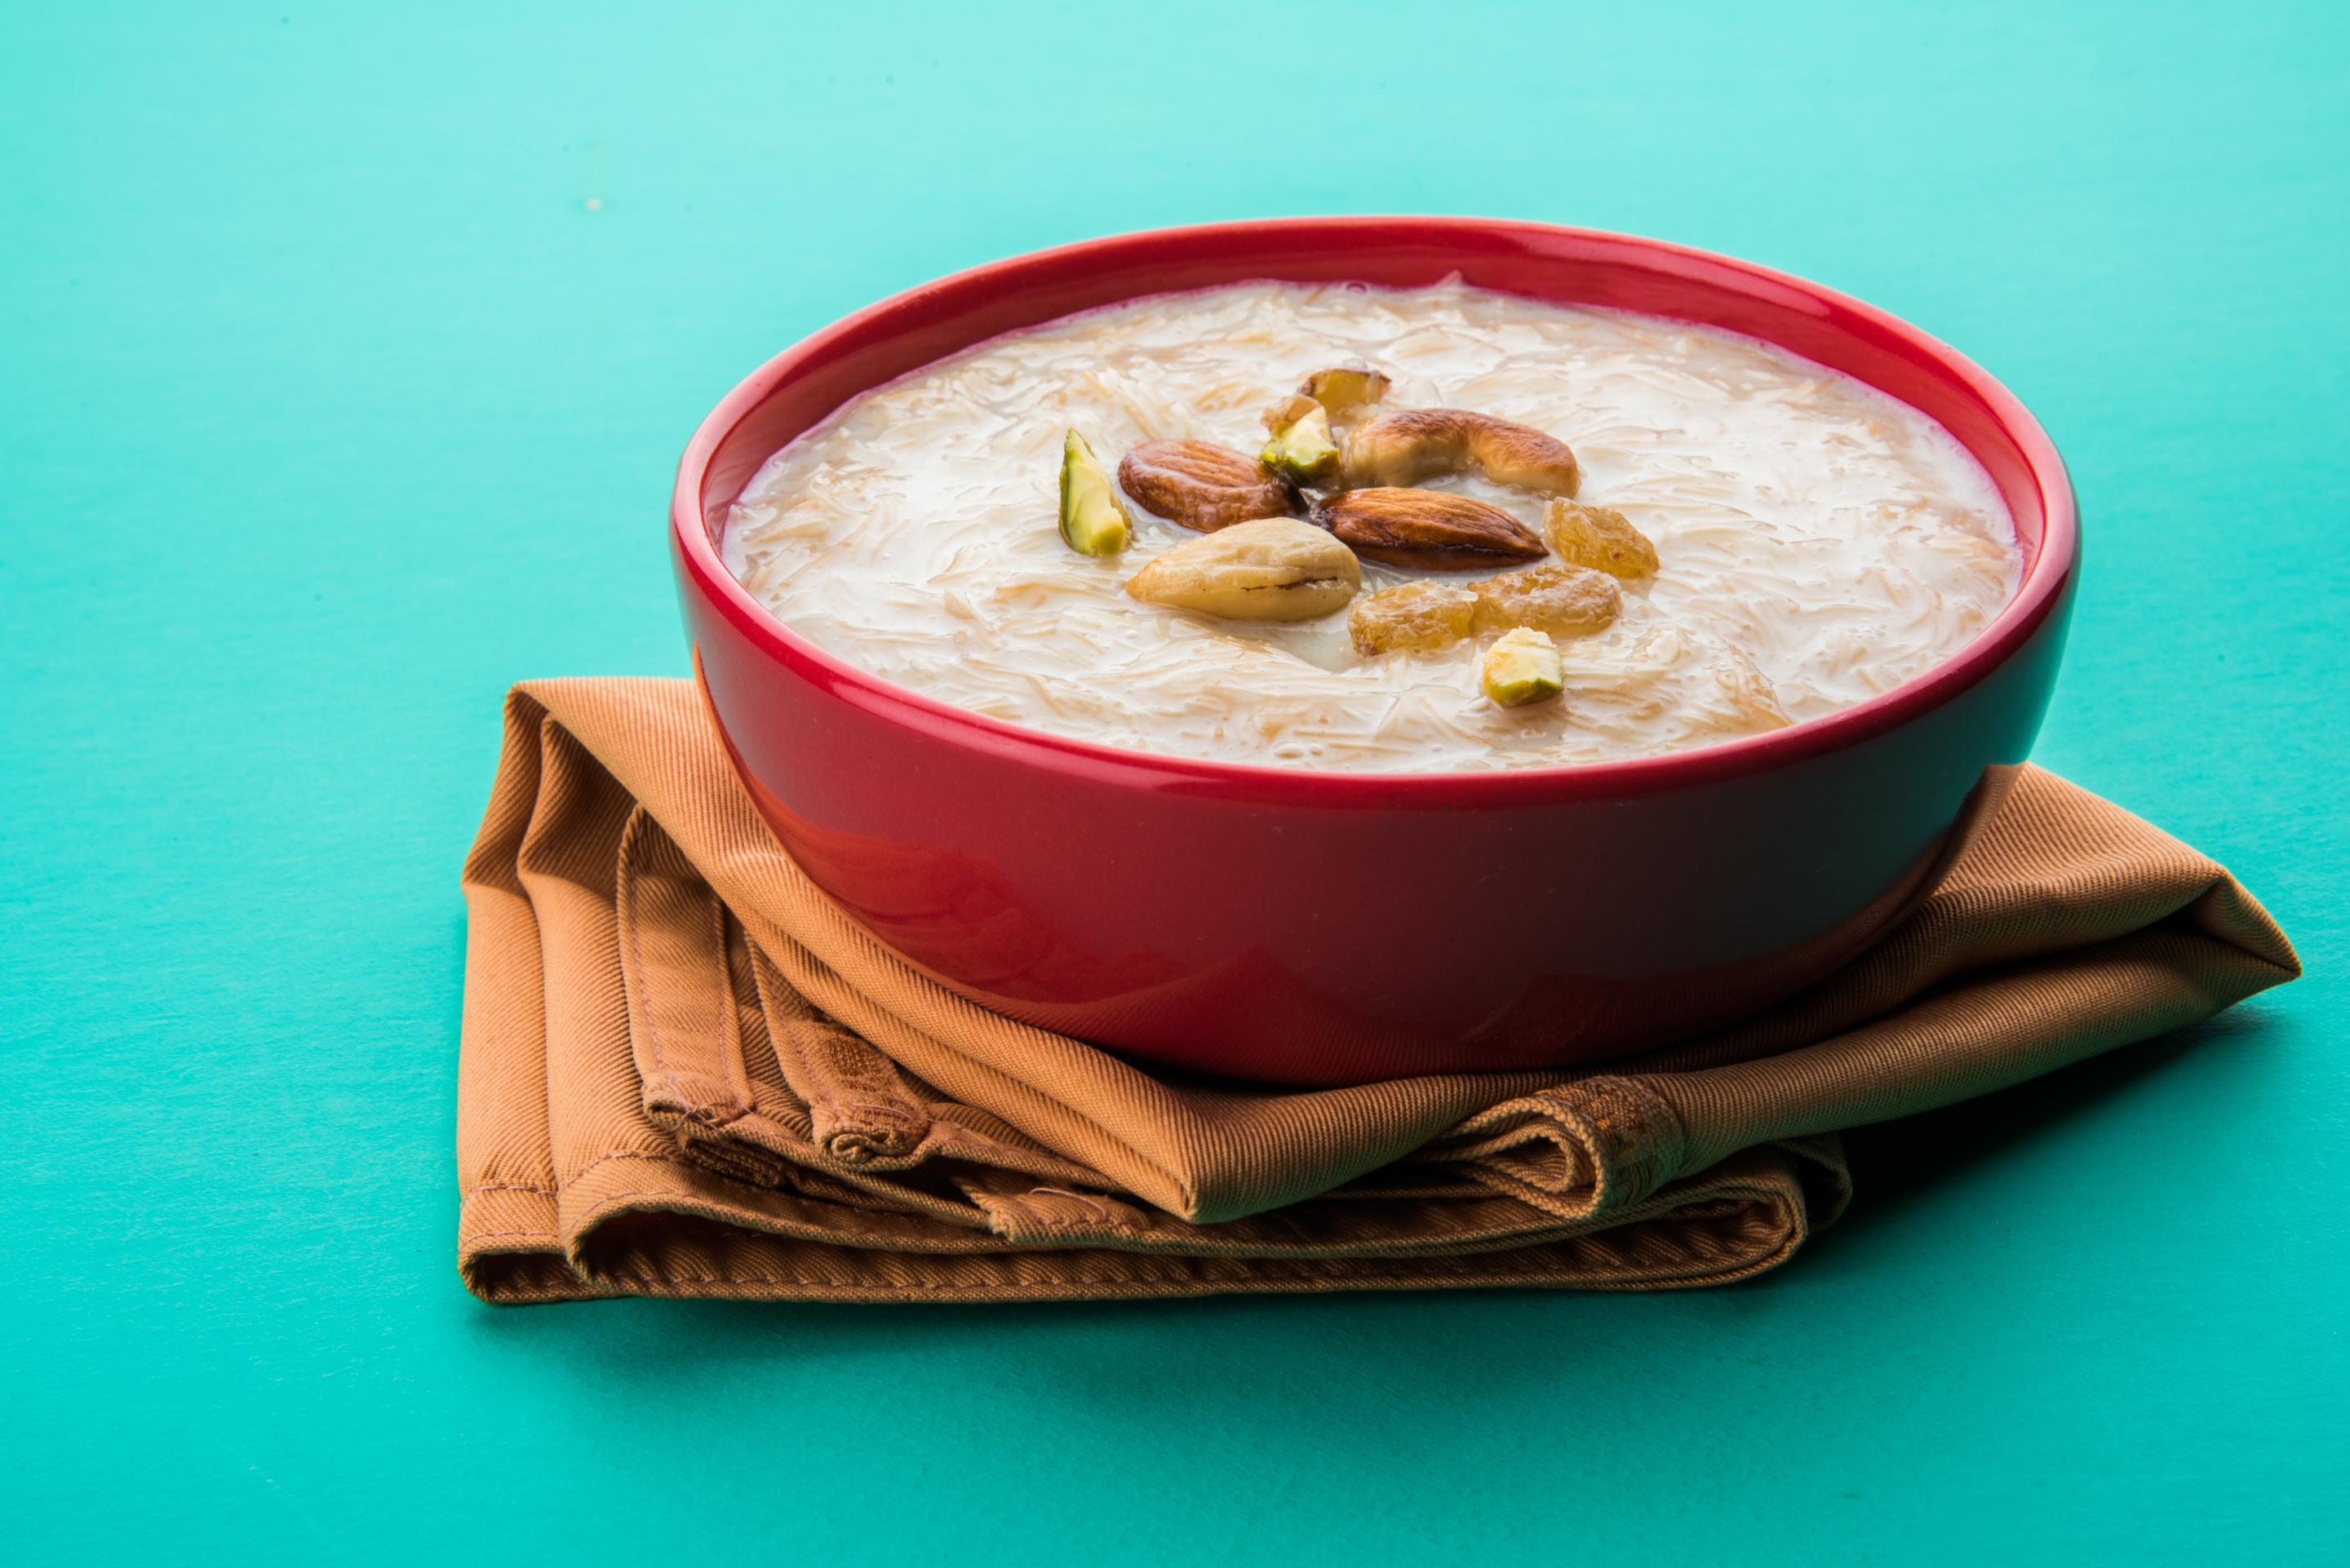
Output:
top-left (1261, 391), bottom-right (1320, 433)
top-left (1259, 404), bottom-right (1341, 485)
top-left (1301, 364), bottom-right (1392, 420)
top-left (1480, 627), bottom-right (1566, 707)
top-left (1056, 427), bottom-right (1131, 556)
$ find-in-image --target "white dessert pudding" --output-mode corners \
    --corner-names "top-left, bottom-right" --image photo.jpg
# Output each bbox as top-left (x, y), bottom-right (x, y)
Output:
top-left (722, 279), bottom-right (2020, 772)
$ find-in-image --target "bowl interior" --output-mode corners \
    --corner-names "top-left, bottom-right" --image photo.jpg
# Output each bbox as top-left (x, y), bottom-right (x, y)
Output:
top-left (676, 218), bottom-right (2074, 798)
top-left (691, 219), bottom-right (2064, 569)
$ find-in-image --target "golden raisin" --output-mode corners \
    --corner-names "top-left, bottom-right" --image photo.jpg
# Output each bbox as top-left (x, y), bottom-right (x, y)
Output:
top-left (1473, 560), bottom-right (1622, 638)
top-left (1349, 580), bottom-right (1480, 656)
top-left (1543, 499), bottom-right (1660, 578)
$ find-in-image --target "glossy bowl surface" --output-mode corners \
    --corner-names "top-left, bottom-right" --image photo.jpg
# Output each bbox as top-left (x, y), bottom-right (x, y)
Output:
top-left (673, 218), bottom-right (2077, 1086)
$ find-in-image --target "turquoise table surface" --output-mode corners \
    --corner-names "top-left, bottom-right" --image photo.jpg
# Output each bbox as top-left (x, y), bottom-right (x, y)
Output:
top-left (6, 3), bottom-right (2345, 1561)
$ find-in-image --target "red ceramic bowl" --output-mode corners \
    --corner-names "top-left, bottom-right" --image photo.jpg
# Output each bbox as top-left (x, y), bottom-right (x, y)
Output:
top-left (673, 217), bottom-right (2076, 1087)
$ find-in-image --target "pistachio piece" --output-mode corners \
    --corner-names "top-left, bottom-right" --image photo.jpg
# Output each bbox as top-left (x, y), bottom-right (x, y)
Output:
top-left (1349, 580), bottom-right (1480, 656)
top-left (1261, 390), bottom-right (1320, 434)
top-left (1473, 560), bottom-right (1621, 638)
top-left (1259, 403), bottom-right (1340, 485)
top-left (1119, 440), bottom-right (1300, 532)
top-left (1310, 487), bottom-right (1548, 571)
top-left (1544, 498), bottom-right (1659, 578)
top-left (1480, 627), bottom-right (1565, 707)
top-left (1301, 364), bottom-right (1392, 420)
top-left (1057, 427), bottom-right (1132, 556)
top-left (1341, 408), bottom-right (1581, 496)
top-left (1125, 518), bottom-right (1361, 622)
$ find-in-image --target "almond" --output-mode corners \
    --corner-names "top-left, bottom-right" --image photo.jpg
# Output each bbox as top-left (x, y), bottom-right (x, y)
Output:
top-left (1124, 518), bottom-right (1361, 622)
top-left (1310, 488), bottom-right (1548, 571)
top-left (1118, 440), bottom-right (1299, 532)
top-left (1299, 364), bottom-right (1392, 419)
top-left (1341, 408), bottom-right (1581, 496)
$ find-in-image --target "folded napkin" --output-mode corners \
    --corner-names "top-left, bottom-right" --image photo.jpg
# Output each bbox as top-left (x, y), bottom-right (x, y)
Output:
top-left (457, 678), bottom-right (2297, 1304)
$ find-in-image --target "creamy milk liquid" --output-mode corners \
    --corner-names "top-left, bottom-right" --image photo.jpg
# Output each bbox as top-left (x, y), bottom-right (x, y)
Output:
top-left (723, 281), bottom-right (2021, 771)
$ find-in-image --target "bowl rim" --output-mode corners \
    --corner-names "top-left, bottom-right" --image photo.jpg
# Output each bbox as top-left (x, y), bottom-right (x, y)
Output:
top-left (672, 215), bottom-right (2077, 804)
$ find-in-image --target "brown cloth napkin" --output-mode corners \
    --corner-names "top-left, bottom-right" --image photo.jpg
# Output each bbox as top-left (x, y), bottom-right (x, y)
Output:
top-left (457, 678), bottom-right (2299, 1304)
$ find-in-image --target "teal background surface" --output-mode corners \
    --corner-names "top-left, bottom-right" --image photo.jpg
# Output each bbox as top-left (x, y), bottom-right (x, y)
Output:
top-left (5, 3), bottom-right (2345, 1561)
